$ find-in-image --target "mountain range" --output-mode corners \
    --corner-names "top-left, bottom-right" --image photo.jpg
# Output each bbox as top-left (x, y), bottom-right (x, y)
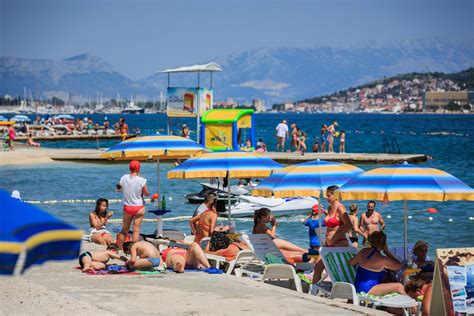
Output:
top-left (1, 39), bottom-right (473, 106)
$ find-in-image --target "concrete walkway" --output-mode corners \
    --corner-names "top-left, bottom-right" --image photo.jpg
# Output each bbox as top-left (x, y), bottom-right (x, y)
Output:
top-left (1, 243), bottom-right (386, 315)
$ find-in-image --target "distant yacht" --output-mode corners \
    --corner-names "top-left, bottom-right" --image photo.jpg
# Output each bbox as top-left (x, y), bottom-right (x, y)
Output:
top-left (121, 101), bottom-right (144, 114)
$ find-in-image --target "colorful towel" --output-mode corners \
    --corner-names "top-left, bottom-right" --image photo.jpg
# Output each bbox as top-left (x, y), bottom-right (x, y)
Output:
top-left (358, 292), bottom-right (400, 300)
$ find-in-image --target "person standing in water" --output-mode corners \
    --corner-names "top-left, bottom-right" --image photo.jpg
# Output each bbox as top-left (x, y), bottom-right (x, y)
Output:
top-left (360, 201), bottom-right (385, 246)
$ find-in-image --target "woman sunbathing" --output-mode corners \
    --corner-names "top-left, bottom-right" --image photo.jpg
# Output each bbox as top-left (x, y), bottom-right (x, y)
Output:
top-left (205, 232), bottom-right (249, 261)
top-left (161, 242), bottom-right (211, 273)
top-left (89, 198), bottom-right (115, 246)
top-left (189, 201), bottom-right (227, 243)
top-left (349, 231), bottom-right (405, 296)
top-left (252, 208), bottom-right (306, 261)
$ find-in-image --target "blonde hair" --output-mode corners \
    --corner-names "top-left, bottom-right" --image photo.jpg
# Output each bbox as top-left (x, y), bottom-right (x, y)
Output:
top-left (349, 204), bottom-right (358, 215)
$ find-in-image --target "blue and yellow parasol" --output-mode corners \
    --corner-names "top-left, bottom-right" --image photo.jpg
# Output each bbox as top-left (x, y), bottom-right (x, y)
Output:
top-left (0, 190), bottom-right (82, 275)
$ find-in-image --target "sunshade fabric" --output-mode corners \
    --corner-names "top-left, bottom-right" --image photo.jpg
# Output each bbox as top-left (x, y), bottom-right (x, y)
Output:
top-left (0, 191), bottom-right (82, 275)
top-left (100, 135), bottom-right (207, 160)
top-left (252, 160), bottom-right (363, 198)
top-left (337, 162), bottom-right (474, 202)
top-left (167, 150), bottom-right (282, 179)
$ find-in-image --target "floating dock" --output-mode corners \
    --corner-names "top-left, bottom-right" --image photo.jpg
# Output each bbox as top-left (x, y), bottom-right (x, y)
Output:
top-left (1, 147), bottom-right (428, 166)
top-left (15, 134), bottom-right (122, 141)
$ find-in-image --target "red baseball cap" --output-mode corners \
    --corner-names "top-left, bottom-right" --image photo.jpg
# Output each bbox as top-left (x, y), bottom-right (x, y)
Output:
top-left (129, 160), bottom-right (140, 172)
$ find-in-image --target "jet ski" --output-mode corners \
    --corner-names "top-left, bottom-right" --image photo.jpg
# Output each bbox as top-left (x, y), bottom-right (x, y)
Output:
top-left (185, 182), bottom-right (251, 204)
top-left (222, 195), bottom-right (318, 218)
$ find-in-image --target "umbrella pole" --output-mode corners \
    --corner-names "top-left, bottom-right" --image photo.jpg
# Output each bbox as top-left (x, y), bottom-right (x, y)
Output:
top-left (404, 200), bottom-right (408, 262)
top-left (318, 193), bottom-right (322, 245)
top-left (156, 157), bottom-right (163, 237)
top-left (227, 174), bottom-right (231, 227)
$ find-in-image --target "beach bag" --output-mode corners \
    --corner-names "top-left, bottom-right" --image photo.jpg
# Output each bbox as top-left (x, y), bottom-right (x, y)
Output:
top-left (209, 231), bottom-right (231, 251)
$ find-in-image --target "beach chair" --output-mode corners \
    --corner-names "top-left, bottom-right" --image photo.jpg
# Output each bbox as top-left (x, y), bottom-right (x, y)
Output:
top-left (314, 247), bottom-right (419, 315)
top-left (240, 234), bottom-right (314, 293)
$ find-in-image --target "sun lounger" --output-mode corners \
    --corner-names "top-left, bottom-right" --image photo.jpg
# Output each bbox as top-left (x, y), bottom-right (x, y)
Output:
top-left (239, 233), bottom-right (314, 292)
top-left (313, 247), bottom-right (419, 315)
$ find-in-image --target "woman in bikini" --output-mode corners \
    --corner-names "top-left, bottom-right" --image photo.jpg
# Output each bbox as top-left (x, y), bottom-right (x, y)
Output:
top-left (161, 242), bottom-right (211, 273)
top-left (350, 231), bottom-right (405, 296)
top-left (290, 123), bottom-right (299, 152)
top-left (311, 185), bottom-right (352, 288)
top-left (253, 208), bottom-right (307, 261)
top-left (205, 233), bottom-right (249, 261)
top-left (89, 198), bottom-right (115, 246)
top-left (116, 160), bottom-right (149, 249)
top-left (189, 201), bottom-right (218, 243)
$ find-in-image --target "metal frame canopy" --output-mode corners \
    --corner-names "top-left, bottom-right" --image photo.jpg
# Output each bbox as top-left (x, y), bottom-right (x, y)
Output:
top-left (158, 62), bottom-right (223, 142)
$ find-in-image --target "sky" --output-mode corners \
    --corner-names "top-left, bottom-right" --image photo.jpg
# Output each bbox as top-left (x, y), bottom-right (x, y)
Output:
top-left (1, 0), bottom-right (473, 79)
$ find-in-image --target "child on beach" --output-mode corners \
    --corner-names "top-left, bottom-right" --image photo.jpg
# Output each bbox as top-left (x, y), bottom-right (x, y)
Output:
top-left (79, 243), bottom-right (127, 272)
top-left (123, 241), bottom-right (162, 270)
top-left (312, 137), bottom-right (319, 152)
top-left (298, 131), bottom-right (307, 156)
top-left (347, 204), bottom-right (366, 248)
top-left (303, 205), bottom-right (325, 250)
top-left (339, 130), bottom-right (346, 153)
top-left (89, 198), bottom-right (115, 246)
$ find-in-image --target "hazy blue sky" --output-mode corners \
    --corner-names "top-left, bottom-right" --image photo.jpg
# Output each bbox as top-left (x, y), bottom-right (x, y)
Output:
top-left (1, 0), bottom-right (472, 79)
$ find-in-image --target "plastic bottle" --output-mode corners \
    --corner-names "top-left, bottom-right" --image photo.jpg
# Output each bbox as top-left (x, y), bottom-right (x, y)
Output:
top-left (229, 220), bottom-right (236, 234)
top-left (161, 194), bottom-right (166, 210)
top-left (154, 196), bottom-right (159, 210)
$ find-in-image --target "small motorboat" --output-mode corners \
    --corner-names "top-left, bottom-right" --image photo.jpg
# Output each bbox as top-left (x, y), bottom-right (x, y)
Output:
top-left (185, 182), bottom-right (250, 204)
top-left (222, 195), bottom-right (318, 218)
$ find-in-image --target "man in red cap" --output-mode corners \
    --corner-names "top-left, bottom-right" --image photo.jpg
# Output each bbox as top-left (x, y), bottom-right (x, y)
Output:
top-left (116, 160), bottom-right (149, 249)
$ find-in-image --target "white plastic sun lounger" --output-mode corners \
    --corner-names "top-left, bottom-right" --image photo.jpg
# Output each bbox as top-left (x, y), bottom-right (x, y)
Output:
top-left (239, 233), bottom-right (314, 293)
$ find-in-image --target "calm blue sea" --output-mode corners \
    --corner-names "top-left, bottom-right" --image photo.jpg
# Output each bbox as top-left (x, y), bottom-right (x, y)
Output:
top-left (1, 113), bottom-right (473, 257)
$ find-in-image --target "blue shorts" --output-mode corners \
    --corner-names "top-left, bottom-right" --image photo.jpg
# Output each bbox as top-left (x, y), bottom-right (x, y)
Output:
top-left (146, 257), bottom-right (161, 267)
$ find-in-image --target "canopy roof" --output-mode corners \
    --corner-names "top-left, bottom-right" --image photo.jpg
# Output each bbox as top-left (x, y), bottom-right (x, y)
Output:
top-left (159, 62), bottom-right (222, 73)
top-left (201, 109), bottom-right (254, 124)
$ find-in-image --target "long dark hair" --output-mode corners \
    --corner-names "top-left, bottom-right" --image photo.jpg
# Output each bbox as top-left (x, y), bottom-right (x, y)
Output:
top-left (94, 198), bottom-right (109, 217)
top-left (252, 208), bottom-right (271, 233)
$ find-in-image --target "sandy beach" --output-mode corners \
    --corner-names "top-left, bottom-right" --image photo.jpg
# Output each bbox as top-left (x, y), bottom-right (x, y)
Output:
top-left (0, 242), bottom-right (385, 315)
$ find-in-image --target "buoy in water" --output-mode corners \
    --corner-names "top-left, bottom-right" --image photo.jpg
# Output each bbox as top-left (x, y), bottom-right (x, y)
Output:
top-left (408, 215), bottom-right (413, 219)
top-left (427, 208), bottom-right (438, 213)
top-left (387, 215), bottom-right (392, 219)
top-left (448, 218), bottom-right (453, 222)
top-left (428, 217), bottom-right (433, 221)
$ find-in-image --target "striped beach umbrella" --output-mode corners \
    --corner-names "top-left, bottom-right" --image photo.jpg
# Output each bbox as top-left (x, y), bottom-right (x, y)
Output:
top-left (337, 162), bottom-right (474, 259)
top-left (0, 190), bottom-right (82, 275)
top-left (252, 159), bottom-right (363, 235)
top-left (168, 150), bottom-right (282, 222)
top-left (101, 135), bottom-right (207, 236)
top-left (252, 159), bottom-right (364, 198)
top-left (101, 135), bottom-right (207, 160)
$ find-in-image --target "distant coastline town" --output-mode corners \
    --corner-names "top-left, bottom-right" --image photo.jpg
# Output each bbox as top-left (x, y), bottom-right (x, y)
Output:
top-left (1, 68), bottom-right (473, 115)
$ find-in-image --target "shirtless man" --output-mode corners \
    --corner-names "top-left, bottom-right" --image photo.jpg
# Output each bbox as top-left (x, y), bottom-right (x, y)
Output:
top-left (79, 243), bottom-right (127, 272)
top-left (123, 241), bottom-right (162, 270)
top-left (360, 201), bottom-right (385, 246)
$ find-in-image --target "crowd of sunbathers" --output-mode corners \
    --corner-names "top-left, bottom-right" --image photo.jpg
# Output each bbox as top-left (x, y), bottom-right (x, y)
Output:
top-left (82, 161), bottom-right (435, 314)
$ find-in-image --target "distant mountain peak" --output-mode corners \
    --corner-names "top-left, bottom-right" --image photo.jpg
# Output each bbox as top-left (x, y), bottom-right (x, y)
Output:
top-left (63, 53), bottom-right (97, 61)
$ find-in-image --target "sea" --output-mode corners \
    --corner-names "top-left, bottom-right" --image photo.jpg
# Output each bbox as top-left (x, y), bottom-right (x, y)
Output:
top-left (1, 113), bottom-right (473, 258)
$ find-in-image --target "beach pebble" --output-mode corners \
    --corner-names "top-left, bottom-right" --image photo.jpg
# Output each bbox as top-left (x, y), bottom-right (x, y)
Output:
top-left (428, 217), bottom-right (433, 221)
top-left (387, 215), bottom-right (392, 219)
